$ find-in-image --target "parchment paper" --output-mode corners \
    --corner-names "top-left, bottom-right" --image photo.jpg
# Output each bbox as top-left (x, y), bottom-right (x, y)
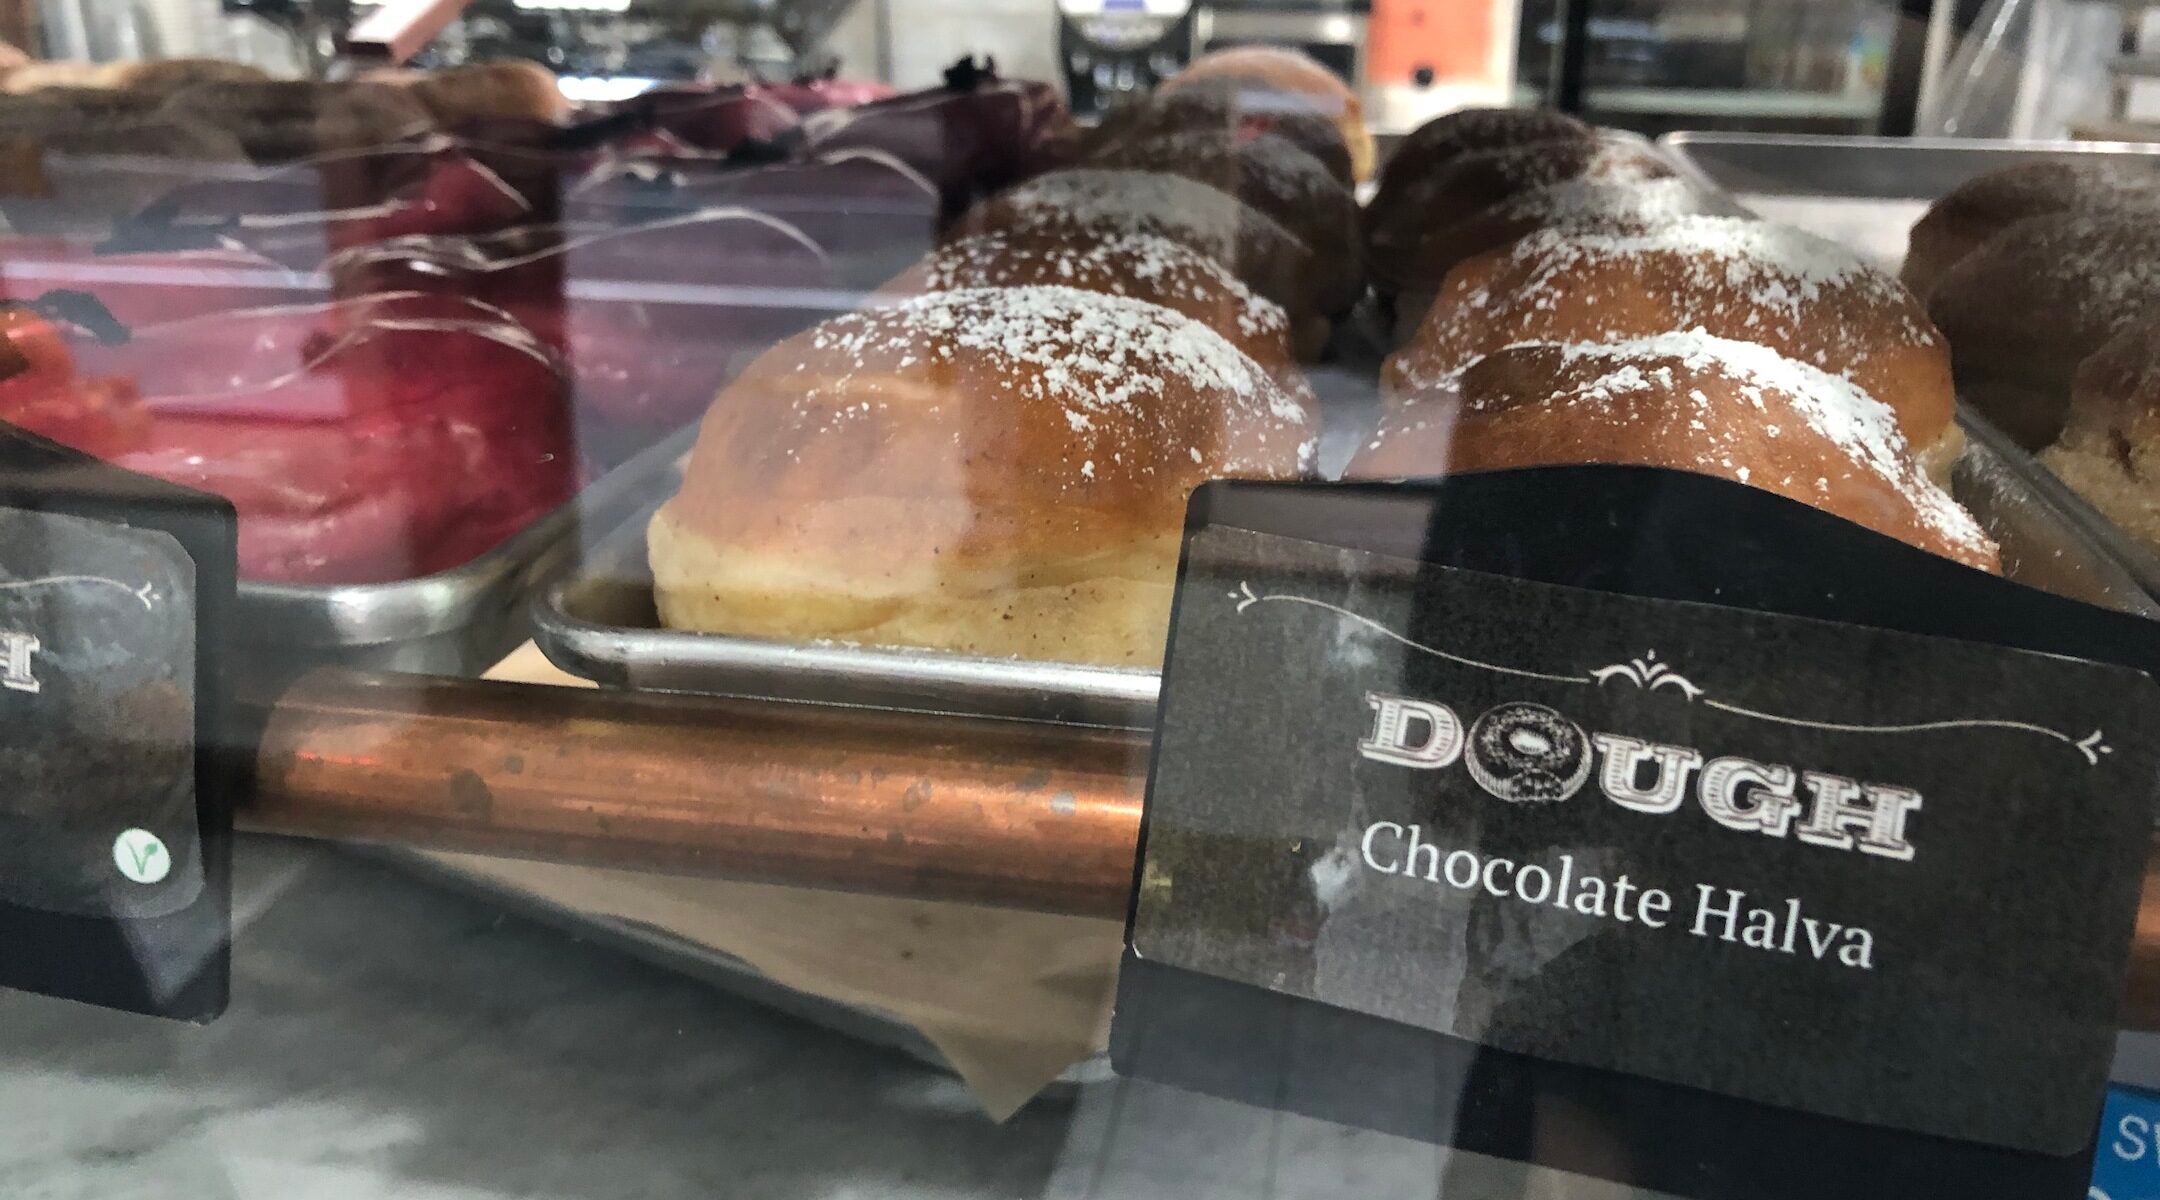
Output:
top-left (417, 642), bottom-right (1126, 1118)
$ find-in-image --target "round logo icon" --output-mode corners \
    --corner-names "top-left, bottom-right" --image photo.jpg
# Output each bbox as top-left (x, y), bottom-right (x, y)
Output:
top-left (112, 828), bottom-right (170, 885)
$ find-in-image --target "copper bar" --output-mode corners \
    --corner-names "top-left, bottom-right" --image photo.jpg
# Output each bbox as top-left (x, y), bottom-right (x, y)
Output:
top-left (242, 668), bottom-right (2160, 1027)
top-left (242, 668), bottom-right (1146, 918)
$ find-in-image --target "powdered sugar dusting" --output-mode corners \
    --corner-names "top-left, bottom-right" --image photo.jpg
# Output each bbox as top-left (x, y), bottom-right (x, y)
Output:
top-left (1503, 330), bottom-right (1987, 557)
top-left (1497, 176), bottom-right (1728, 224)
top-left (969, 168), bottom-right (1310, 258)
top-left (1514, 217), bottom-right (1887, 308)
top-left (917, 231), bottom-right (1291, 345)
top-left (791, 285), bottom-right (1313, 477)
top-left (2011, 212), bottom-right (2160, 315)
top-left (1396, 216), bottom-right (1935, 394)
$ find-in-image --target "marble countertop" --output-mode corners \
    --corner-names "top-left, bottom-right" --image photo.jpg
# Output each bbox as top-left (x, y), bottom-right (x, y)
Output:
top-left (0, 835), bottom-right (1656, 1200)
top-left (0, 837), bottom-right (1075, 1200)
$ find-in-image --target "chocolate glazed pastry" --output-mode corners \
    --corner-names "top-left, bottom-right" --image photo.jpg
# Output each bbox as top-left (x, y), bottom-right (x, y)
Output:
top-left (1366, 133), bottom-right (1674, 300)
top-left (1902, 159), bottom-right (2160, 300)
top-left (1927, 210), bottom-right (2160, 449)
top-left (1365, 107), bottom-right (1598, 252)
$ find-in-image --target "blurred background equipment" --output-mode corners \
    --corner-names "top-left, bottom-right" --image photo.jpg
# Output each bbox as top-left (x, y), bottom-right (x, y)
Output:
top-left (1055, 0), bottom-right (1196, 117)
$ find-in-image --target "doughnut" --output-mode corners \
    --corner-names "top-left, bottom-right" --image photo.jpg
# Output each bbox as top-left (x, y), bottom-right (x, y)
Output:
top-left (1366, 132), bottom-right (1674, 298)
top-left (1347, 331), bottom-right (1999, 572)
top-left (1903, 159), bottom-right (2160, 299)
top-left (948, 167), bottom-right (1343, 323)
top-left (1465, 703), bottom-right (1593, 804)
top-left (884, 228), bottom-right (1318, 371)
top-left (647, 285), bottom-right (1317, 667)
top-left (1387, 217), bottom-right (1962, 481)
top-left (1367, 107), bottom-right (1596, 243)
top-left (1926, 210), bottom-right (2160, 449)
top-left (1089, 74), bottom-right (1355, 186)
top-left (1157, 46), bottom-right (1373, 181)
top-left (1386, 175), bottom-right (1747, 338)
top-left (1082, 125), bottom-right (1364, 310)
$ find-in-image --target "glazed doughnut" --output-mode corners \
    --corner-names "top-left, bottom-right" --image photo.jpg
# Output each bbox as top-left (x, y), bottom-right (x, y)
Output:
top-left (2039, 318), bottom-right (2160, 553)
top-left (1903, 159), bottom-right (2160, 299)
top-left (1926, 210), bottom-right (2160, 449)
top-left (1347, 332), bottom-right (1999, 572)
top-left (1386, 176), bottom-right (1747, 338)
top-left (1387, 217), bottom-right (1962, 480)
top-left (1366, 107), bottom-right (1596, 247)
top-left (1082, 125), bottom-right (1364, 311)
top-left (648, 286), bottom-right (1317, 667)
top-left (949, 167), bottom-right (1340, 322)
top-left (1465, 703), bottom-right (1594, 805)
top-left (1366, 133), bottom-right (1674, 296)
top-left (884, 228), bottom-right (1317, 371)
top-left (1157, 46), bottom-right (1373, 182)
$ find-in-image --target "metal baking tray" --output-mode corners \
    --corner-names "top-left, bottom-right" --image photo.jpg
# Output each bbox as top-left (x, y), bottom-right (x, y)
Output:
top-left (1659, 130), bottom-right (2160, 599)
top-left (533, 478), bottom-right (1159, 726)
top-left (531, 392), bottom-right (2160, 725)
top-left (234, 424), bottom-right (697, 678)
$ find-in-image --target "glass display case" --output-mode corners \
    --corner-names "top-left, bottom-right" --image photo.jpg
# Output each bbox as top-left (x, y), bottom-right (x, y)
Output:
top-left (1, 4), bottom-right (2160, 1199)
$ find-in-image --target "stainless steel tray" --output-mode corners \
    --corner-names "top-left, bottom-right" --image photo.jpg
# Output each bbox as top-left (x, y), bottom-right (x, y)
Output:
top-left (1660, 130), bottom-right (2160, 599)
top-left (532, 474), bottom-right (1159, 727)
top-left (235, 425), bottom-right (697, 678)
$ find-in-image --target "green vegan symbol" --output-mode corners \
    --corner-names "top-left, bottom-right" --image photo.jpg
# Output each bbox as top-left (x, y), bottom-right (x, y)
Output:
top-left (112, 828), bottom-right (169, 885)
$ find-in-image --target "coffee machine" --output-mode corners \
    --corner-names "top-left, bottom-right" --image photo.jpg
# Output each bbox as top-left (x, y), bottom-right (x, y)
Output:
top-left (1055, 0), bottom-right (1199, 117)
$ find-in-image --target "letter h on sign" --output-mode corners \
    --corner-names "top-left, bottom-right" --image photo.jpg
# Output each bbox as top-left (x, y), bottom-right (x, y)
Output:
top-left (1797, 773), bottom-right (1922, 861)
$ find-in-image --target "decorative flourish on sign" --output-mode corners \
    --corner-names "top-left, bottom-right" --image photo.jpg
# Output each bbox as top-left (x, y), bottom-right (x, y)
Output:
top-left (1232, 581), bottom-right (2112, 766)
top-left (0, 574), bottom-right (155, 610)
top-left (1589, 651), bottom-right (1704, 700)
top-left (1232, 582), bottom-right (1580, 685)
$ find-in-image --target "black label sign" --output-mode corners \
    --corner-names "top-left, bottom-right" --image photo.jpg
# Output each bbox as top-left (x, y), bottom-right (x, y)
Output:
top-left (1132, 522), bottom-right (2158, 1158)
top-left (0, 423), bottom-right (233, 1021)
top-left (0, 507), bottom-right (202, 918)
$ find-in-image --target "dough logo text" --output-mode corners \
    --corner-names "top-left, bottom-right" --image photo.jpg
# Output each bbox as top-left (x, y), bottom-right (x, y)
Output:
top-left (1358, 692), bottom-right (1921, 862)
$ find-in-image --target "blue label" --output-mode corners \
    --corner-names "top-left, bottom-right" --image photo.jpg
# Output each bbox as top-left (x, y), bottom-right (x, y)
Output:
top-left (2093, 1086), bottom-right (2160, 1200)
